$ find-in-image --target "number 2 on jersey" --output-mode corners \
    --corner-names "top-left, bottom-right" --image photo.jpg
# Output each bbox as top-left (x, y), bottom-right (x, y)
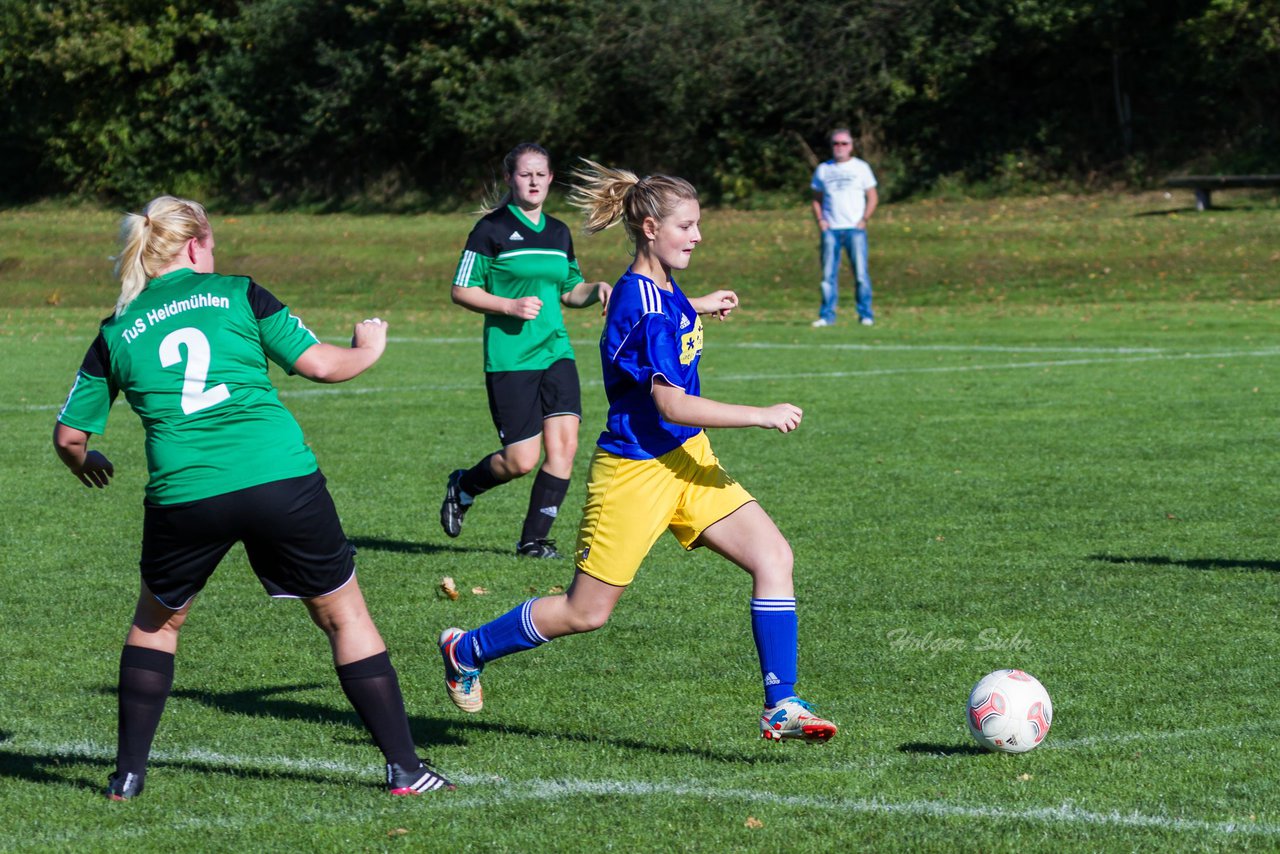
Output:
top-left (160, 327), bottom-right (231, 415)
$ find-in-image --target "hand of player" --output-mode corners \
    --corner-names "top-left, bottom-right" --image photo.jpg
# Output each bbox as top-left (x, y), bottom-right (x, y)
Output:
top-left (758, 403), bottom-right (803, 433)
top-left (74, 450), bottom-right (115, 489)
top-left (508, 296), bottom-right (543, 320)
top-left (698, 290), bottom-right (739, 321)
top-left (351, 317), bottom-right (388, 356)
top-left (596, 282), bottom-right (613, 314)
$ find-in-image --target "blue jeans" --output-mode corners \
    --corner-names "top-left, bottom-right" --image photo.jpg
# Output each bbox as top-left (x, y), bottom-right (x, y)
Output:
top-left (819, 228), bottom-right (872, 324)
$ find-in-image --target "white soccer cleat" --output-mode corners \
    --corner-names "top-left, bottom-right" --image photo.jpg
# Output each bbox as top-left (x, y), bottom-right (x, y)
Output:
top-left (760, 697), bottom-right (838, 743)
top-left (439, 627), bottom-right (483, 713)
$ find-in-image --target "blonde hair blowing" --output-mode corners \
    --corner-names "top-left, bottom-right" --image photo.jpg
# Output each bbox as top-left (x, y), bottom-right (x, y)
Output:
top-left (570, 160), bottom-right (698, 247)
top-left (113, 195), bottom-right (210, 316)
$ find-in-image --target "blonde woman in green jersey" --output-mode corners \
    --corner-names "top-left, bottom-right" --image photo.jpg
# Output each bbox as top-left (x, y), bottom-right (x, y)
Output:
top-left (54, 196), bottom-right (454, 800)
top-left (440, 142), bottom-right (611, 558)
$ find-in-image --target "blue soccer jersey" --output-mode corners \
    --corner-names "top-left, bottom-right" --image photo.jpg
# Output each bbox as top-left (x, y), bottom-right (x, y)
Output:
top-left (597, 270), bottom-right (705, 459)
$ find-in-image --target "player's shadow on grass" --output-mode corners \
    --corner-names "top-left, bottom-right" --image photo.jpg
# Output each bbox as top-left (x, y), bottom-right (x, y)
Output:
top-left (0, 726), bottom-right (358, 795)
top-left (0, 746), bottom-right (109, 793)
top-left (0, 730), bottom-right (96, 791)
top-left (897, 742), bottom-right (989, 756)
top-left (0, 745), bottom-right (390, 795)
top-left (167, 683), bottom-right (783, 766)
top-left (350, 536), bottom-right (511, 558)
top-left (1091, 554), bottom-right (1280, 573)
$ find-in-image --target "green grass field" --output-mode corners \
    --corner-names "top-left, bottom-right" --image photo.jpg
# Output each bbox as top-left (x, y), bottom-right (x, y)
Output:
top-left (1, 191), bottom-right (1278, 851)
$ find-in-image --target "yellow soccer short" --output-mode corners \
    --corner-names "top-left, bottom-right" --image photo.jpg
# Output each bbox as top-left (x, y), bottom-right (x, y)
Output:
top-left (574, 431), bottom-right (755, 587)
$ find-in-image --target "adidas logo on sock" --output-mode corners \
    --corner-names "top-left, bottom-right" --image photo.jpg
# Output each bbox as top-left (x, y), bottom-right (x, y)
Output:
top-left (509, 231), bottom-right (524, 241)
top-left (540, 505), bottom-right (558, 518)
top-left (764, 672), bottom-right (781, 686)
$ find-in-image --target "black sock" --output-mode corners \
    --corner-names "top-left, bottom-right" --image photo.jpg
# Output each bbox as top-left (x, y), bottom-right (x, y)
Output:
top-left (520, 470), bottom-right (570, 544)
top-left (459, 453), bottom-right (503, 499)
top-left (116, 645), bottom-right (175, 777)
top-left (336, 651), bottom-right (419, 769)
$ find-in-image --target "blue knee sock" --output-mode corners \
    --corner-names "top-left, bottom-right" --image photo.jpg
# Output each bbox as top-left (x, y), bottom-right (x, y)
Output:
top-left (458, 599), bottom-right (549, 669)
top-left (751, 598), bottom-right (798, 707)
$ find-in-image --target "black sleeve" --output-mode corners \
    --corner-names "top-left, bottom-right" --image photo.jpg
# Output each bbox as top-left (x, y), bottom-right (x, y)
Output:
top-left (462, 212), bottom-right (501, 257)
top-left (246, 279), bottom-right (287, 320)
top-left (78, 330), bottom-right (120, 404)
top-left (558, 219), bottom-right (578, 262)
top-left (79, 331), bottom-right (111, 378)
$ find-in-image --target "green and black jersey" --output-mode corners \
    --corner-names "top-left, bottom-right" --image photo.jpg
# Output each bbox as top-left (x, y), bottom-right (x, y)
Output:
top-left (453, 204), bottom-right (585, 372)
top-left (57, 269), bottom-right (321, 505)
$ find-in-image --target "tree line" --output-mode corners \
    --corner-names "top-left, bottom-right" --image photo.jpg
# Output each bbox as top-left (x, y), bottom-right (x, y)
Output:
top-left (2, 0), bottom-right (1276, 207)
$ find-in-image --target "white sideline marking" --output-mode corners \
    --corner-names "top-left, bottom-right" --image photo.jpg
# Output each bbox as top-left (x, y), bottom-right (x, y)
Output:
top-left (713, 347), bottom-right (1280, 383)
top-left (9, 346), bottom-right (1280, 413)
top-left (1049, 719), bottom-right (1280, 750)
top-left (728, 343), bottom-right (1168, 354)
top-left (276, 346), bottom-right (1280, 398)
top-left (8, 738), bottom-right (1278, 839)
top-left (375, 336), bottom-right (1171, 355)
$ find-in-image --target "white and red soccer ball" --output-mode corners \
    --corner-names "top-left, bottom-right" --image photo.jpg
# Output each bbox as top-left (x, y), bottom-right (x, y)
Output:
top-left (966, 669), bottom-right (1053, 753)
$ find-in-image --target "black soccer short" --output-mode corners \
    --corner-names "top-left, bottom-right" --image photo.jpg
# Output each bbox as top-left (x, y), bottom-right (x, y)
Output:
top-left (484, 357), bottom-right (582, 446)
top-left (139, 470), bottom-right (356, 609)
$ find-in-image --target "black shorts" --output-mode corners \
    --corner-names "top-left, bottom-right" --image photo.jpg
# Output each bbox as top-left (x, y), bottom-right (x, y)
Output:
top-left (484, 358), bottom-right (582, 446)
top-left (139, 470), bottom-right (356, 609)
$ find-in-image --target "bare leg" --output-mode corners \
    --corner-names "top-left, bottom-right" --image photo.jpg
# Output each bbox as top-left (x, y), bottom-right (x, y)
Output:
top-left (539, 414), bottom-right (579, 480)
top-left (529, 569), bottom-right (628, 638)
top-left (124, 583), bottom-right (191, 652)
top-left (694, 501), bottom-right (794, 596)
top-left (302, 576), bottom-right (386, 666)
top-left (488, 434), bottom-right (545, 480)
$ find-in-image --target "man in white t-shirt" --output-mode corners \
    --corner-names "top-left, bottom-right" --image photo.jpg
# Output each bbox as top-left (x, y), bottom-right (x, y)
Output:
top-left (810, 128), bottom-right (878, 327)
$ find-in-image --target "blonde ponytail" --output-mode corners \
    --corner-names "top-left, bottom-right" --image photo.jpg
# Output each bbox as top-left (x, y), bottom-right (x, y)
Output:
top-left (570, 160), bottom-right (640, 235)
top-left (112, 195), bottom-right (210, 316)
top-left (570, 160), bottom-right (698, 248)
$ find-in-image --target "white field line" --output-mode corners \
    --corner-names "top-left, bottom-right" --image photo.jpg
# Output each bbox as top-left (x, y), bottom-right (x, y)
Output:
top-left (711, 347), bottom-right (1280, 383)
top-left (5, 737), bottom-right (1278, 840)
top-left (9, 346), bottom-right (1280, 414)
top-left (722, 343), bottom-right (1169, 354)
top-left (0, 335), bottom-right (1170, 353)
top-left (257, 346), bottom-right (1280, 396)
top-left (1048, 719), bottom-right (1280, 750)
top-left (373, 337), bottom-right (1170, 355)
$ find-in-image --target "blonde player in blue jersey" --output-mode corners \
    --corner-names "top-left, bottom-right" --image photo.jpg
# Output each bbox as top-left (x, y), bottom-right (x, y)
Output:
top-left (54, 196), bottom-right (454, 799)
top-left (437, 163), bottom-right (838, 743)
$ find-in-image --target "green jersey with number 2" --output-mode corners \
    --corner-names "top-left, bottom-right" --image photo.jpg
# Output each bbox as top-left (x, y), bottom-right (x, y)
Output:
top-left (58, 269), bottom-right (322, 504)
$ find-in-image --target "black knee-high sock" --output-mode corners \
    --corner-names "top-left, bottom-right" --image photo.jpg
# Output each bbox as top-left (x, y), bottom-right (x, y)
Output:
top-left (336, 651), bottom-right (419, 768)
top-left (116, 645), bottom-right (175, 777)
top-left (520, 470), bottom-right (570, 544)
top-left (459, 453), bottom-right (504, 499)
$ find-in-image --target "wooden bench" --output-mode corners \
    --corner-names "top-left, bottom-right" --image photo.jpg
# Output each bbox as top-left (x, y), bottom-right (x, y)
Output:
top-left (1164, 174), bottom-right (1280, 211)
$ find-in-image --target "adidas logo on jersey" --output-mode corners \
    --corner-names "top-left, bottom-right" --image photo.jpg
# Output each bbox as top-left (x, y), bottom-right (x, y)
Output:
top-left (509, 230), bottom-right (524, 241)
top-left (679, 314), bottom-right (691, 329)
top-left (764, 672), bottom-right (781, 686)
